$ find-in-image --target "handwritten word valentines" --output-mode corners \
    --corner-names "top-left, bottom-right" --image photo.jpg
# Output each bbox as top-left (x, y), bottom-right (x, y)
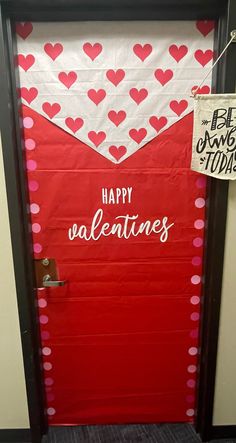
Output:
top-left (68, 209), bottom-right (174, 243)
top-left (191, 95), bottom-right (236, 179)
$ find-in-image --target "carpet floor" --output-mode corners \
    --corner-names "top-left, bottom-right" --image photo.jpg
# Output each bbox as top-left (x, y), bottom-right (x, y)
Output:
top-left (43, 424), bottom-right (236, 443)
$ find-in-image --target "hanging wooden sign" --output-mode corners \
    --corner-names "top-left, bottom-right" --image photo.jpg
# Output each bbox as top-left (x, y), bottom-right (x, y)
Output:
top-left (191, 94), bottom-right (236, 179)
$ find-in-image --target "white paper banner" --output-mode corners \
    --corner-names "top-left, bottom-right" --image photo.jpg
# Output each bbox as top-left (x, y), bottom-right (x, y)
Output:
top-left (191, 94), bottom-right (236, 179)
top-left (16, 21), bottom-right (214, 163)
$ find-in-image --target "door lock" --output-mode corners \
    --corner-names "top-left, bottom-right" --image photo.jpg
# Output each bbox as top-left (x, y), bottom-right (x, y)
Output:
top-left (34, 258), bottom-right (67, 288)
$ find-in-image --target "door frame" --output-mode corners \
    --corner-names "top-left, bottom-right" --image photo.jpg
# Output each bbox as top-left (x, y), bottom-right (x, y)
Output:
top-left (0, 1), bottom-right (235, 442)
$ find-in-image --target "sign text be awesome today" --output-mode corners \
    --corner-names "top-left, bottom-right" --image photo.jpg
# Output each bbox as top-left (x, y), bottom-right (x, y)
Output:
top-left (191, 94), bottom-right (236, 180)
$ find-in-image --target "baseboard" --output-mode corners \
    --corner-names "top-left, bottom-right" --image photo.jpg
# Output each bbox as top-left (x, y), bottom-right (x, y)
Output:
top-left (0, 428), bottom-right (31, 442)
top-left (210, 425), bottom-right (236, 439)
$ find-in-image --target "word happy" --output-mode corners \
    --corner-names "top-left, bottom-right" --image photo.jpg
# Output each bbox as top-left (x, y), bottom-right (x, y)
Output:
top-left (68, 187), bottom-right (174, 243)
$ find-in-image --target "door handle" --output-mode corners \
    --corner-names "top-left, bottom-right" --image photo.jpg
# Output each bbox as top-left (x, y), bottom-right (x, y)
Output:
top-left (42, 274), bottom-right (66, 287)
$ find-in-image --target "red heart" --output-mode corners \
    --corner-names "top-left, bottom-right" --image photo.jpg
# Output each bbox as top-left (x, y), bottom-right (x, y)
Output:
top-left (20, 87), bottom-right (38, 104)
top-left (17, 54), bottom-right (35, 71)
top-left (149, 116), bottom-right (167, 133)
top-left (169, 100), bottom-right (188, 116)
top-left (42, 102), bottom-right (61, 119)
top-left (191, 85), bottom-right (210, 95)
top-left (65, 117), bottom-right (84, 133)
top-left (133, 44), bottom-right (152, 61)
top-left (88, 131), bottom-right (106, 147)
top-left (87, 89), bottom-right (106, 105)
top-left (154, 69), bottom-right (173, 86)
top-left (15, 22), bottom-right (33, 40)
top-left (129, 128), bottom-right (147, 144)
top-left (83, 42), bottom-right (103, 60)
top-left (108, 110), bottom-right (126, 126)
top-left (194, 49), bottom-right (213, 67)
top-left (169, 45), bottom-right (188, 62)
top-left (129, 88), bottom-right (148, 105)
top-left (106, 69), bottom-right (125, 86)
top-left (58, 71), bottom-right (77, 89)
top-left (109, 145), bottom-right (127, 161)
top-left (44, 43), bottom-right (63, 61)
top-left (196, 20), bottom-right (215, 37)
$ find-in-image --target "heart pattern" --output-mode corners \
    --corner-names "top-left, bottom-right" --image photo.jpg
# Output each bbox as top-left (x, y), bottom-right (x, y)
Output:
top-left (83, 42), bottom-right (103, 60)
top-left (44, 43), bottom-right (63, 60)
top-left (16, 21), bottom-right (214, 163)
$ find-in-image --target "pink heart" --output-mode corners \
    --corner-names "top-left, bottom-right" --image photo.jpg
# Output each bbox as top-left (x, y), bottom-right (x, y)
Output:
top-left (133, 44), bottom-right (152, 61)
top-left (58, 71), bottom-right (77, 89)
top-left (20, 87), bottom-right (38, 104)
top-left (169, 100), bottom-right (188, 116)
top-left (17, 54), bottom-right (35, 71)
top-left (87, 89), bottom-right (106, 105)
top-left (106, 69), bottom-right (125, 86)
top-left (169, 45), bottom-right (188, 62)
top-left (108, 110), bottom-right (126, 126)
top-left (154, 69), bottom-right (173, 86)
top-left (109, 145), bottom-right (127, 161)
top-left (191, 85), bottom-right (210, 95)
top-left (44, 43), bottom-right (63, 60)
top-left (83, 42), bottom-right (103, 60)
top-left (129, 88), bottom-right (148, 105)
top-left (88, 131), bottom-right (106, 147)
top-left (65, 117), bottom-right (84, 133)
top-left (42, 102), bottom-right (61, 119)
top-left (15, 22), bottom-right (33, 40)
top-left (129, 128), bottom-right (147, 144)
top-left (149, 116), bottom-right (167, 133)
top-left (196, 20), bottom-right (215, 37)
top-left (194, 49), bottom-right (213, 67)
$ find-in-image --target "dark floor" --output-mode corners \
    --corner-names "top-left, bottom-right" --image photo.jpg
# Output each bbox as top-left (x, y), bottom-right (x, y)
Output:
top-left (43, 424), bottom-right (236, 443)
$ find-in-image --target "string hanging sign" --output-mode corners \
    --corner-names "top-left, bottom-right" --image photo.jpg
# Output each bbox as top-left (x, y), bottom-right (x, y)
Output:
top-left (191, 31), bottom-right (236, 179)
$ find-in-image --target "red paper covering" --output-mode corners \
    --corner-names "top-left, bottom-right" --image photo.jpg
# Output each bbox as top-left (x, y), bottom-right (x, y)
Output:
top-left (22, 105), bottom-right (206, 424)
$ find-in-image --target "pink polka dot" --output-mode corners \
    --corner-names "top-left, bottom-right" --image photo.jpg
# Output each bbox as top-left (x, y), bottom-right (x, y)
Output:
top-left (39, 315), bottom-right (48, 325)
top-left (193, 237), bottom-right (203, 247)
top-left (191, 312), bottom-right (200, 321)
top-left (196, 176), bottom-right (207, 189)
top-left (187, 379), bottom-right (196, 388)
top-left (47, 393), bottom-right (55, 402)
top-left (191, 275), bottom-right (201, 285)
top-left (188, 347), bottom-right (198, 356)
top-left (186, 394), bottom-right (195, 403)
top-left (43, 362), bottom-right (52, 371)
top-left (34, 243), bottom-right (42, 253)
top-left (186, 408), bottom-right (195, 417)
top-left (45, 377), bottom-right (54, 386)
top-left (195, 198), bottom-right (205, 208)
top-left (30, 203), bottom-right (40, 214)
top-left (29, 180), bottom-right (39, 192)
top-left (47, 407), bottom-right (56, 416)
top-left (32, 223), bottom-right (41, 233)
top-left (27, 159), bottom-right (37, 171)
top-left (25, 138), bottom-right (36, 150)
top-left (23, 117), bottom-right (34, 128)
top-left (191, 256), bottom-right (202, 266)
top-left (190, 328), bottom-right (199, 339)
top-left (41, 331), bottom-right (50, 340)
top-left (194, 219), bottom-right (205, 230)
top-left (190, 296), bottom-right (200, 305)
top-left (187, 365), bottom-right (197, 374)
top-left (42, 347), bottom-right (51, 356)
top-left (38, 298), bottom-right (47, 308)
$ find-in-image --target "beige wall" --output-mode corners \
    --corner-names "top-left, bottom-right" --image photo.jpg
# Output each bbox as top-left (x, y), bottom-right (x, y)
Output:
top-left (213, 180), bottom-right (236, 425)
top-left (0, 138), bottom-right (29, 429)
